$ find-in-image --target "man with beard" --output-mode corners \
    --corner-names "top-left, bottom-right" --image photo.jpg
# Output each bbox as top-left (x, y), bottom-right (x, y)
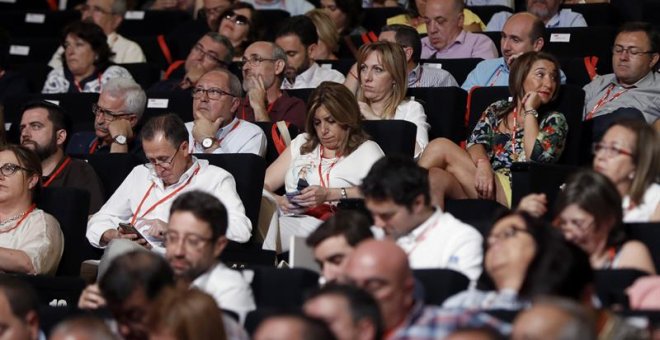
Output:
top-left (486, 0), bottom-right (587, 31)
top-left (239, 41), bottom-right (307, 130)
top-left (186, 68), bottom-right (266, 155)
top-left (48, 0), bottom-right (145, 69)
top-left (20, 100), bottom-right (105, 213)
top-left (275, 16), bottom-right (345, 90)
top-left (165, 190), bottom-right (255, 322)
top-left (67, 77), bottom-right (146, 156)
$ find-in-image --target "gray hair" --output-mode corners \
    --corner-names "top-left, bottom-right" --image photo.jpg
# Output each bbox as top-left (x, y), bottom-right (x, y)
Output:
top-left (102, 77), bottom-right (146, 119)
top-left (205, 32), bottom-right (235, 65)
top-left (532, 297), bottom-right (597, 340)
top-left (271, 42), bottom-right (287, 62)
top-left (110, 0), bottom-right (127, 15)
top-left (202, 68), bottom-right (243, 98)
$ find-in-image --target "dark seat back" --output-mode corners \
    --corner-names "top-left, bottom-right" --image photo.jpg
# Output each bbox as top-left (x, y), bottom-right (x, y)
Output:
top-left (421, 58), bottom-right (484, 85)
top-left (412, 269), bottom-right (470, 306)
top-left (0, 274), bottom-right (86, 307)
top-left (87, 153), bottom-right (143, 201)
top-left (445, 199), bottom-right (509, 237)
top-left (407, 87), bottom-right (467, 143)
top-left (362, 120), bottom-right (416, 157)
top-left (625, 222), bottom-right (660, 271)
top-left (247, 266), bottom-right (319, 308)
top-left (594, 269), bottom-right (649, 308)
top-left (116, 10), bottom-right (192, 38)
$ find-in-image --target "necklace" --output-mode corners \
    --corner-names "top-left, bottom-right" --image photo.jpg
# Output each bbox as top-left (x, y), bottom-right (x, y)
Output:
top-left (0, 213), bottom-right (25, 226)
top-left (0, 204), bottom-right (37, 234)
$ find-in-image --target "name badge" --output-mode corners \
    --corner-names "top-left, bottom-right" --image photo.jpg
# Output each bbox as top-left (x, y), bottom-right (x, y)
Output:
top-left (423, 63), bottom-right (443, 69)
top-left (147, 98), bottom-right (169, 108)
top-left (45, 100), bottom-right (60, 105)
top-left (550, 33), bottom-right (571, 43)
top-left (25, 13), bottom-right (46, 24)
top-left (124, 11), bottom-right (145, 20)
top-left (9, 45), bottom-right (30, 56)
top-left (0, 0), bottom-right (17, 3)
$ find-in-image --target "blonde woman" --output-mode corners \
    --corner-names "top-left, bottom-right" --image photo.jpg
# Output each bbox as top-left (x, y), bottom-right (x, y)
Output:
top-left (306, 9), bottom-right (340, 61)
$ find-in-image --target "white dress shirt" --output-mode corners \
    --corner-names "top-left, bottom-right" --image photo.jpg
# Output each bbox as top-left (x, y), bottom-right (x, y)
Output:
top-left (395, 209), bottom-right (483, 281)
top-left (48, 32), bottom-right (146, 69)
top-left (186, 118), bottom-right (267, 156)
top-left (192, 262), bottom-right (256, 324)
top-left (86, 158), bottom-right (252, 247)
top-left (281, 63), bottom-right (346, 89)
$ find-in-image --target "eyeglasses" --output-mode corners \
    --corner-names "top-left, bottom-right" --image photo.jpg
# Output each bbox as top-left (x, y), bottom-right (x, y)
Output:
top-left (612, 45), bottom-right (655, 57)
top-left (164, 231), bottom-right (212, 250)
top-left (592, 143), bottom-right (634, 158)
top-left (487, 226), bottom-right (530, 245)
top-left (240, 55), bottom-right (277, 68)
top-left (80, 4), bottom-right (114, 15)
top-left (223, 10), bottom-right (250, 26)
top-left (92, 103), bottom-right (133, 122)
top-left (191, 44), bottom-right (227, 67)
top-left (144, 145), bottom-right (181, 170)
top-left (0, 163), bottom-right (31, 177)
top-left (191, 87), bottom-right (236, 100)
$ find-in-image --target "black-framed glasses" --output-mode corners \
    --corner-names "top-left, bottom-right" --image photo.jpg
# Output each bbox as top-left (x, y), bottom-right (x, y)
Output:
top-left (92, 103), bottom-right (133, 122)
top-left (164, 231), bottom-right (212, 250)
top-left (240, 55), bottom-right (277, 68)
top-left (612, 45), bottom-right (655, 57)
top-left (487, 226), bottom-right (530, 245)
top-left (191, 44), bottom-right (227, 67)
top-left (191, 87), bottom-right (236, 100)
top-left (592, 143), bottom-right (634, 158)
top-left (0, 163), bottom-right (31, 177)
top-left (223, 10), bottom-right (250, 26)
top-left (145, 145), bottom-right (181, 170)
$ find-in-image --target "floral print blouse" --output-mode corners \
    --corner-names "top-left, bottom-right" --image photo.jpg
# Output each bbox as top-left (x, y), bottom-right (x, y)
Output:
top-left (467, 100), bottom-right (568, 177)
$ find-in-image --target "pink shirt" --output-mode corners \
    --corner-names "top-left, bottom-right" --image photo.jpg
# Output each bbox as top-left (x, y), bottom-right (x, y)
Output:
top-left (421, 30), bottom-right (498, 60)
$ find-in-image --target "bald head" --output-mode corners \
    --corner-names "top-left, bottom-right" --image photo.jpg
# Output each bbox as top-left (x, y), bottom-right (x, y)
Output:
top-left (512, 298), bottom-right (596, 340)
top-left (501, 12), bottom-right (545, 65)
top-left (343, 240), bottom-right (414, 331)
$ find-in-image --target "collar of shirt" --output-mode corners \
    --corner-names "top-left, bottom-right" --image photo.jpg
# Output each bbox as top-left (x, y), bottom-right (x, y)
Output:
top-left (215, 117), bottom-right (240, 139)
top-left (397, 208), bottom-right (442, 248)
top-left (545, 10), bottom-right (562, 28)
top-left (408, 63), bottom-right (422, 86)
top-left (107, 31), bottom-right (118, 47)
top-left (148, 157), bottom-right (206, 189)
top-left (613, 71), bottom-right (656, 89)
top-left (436, 30), bottom-right (468, 54)
top-left (284, 62), bottom-right (319, 88)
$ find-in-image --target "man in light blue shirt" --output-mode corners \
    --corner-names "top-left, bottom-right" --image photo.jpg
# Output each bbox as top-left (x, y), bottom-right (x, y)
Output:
top-left (463, 12), bottom-right (566, 91)
top-left (486, 0), bottom-right (587, 31)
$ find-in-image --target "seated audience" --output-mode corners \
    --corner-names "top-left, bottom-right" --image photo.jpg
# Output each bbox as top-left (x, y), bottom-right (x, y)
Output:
top-left (420, 0), bottom-right (497, 59)
top-left (67, 77), bottom-right (146, 155)
top-left (253, 312), bottom-right (336, 340)
top-left (50, 316), bottom-right (116, 340)
top-left (0, 35), bottom-right (30, 106)
top-left (187, 69), bottom-right (266, 156)
top-left (341, 239), bottom-right (510, 339)
top-left (48, 0), bottom-right (145, 69)
top-left (43, 21), bottom-right (134, 94)
top-left (276, 16), bottom-right (346, 89)
top-left (219, 2), bottom-right (258, 61)
top-left (0, 277), bottom-right (40, 340)
top-left (387, 0), bottom-right (489, 34)
top-left (304, 283), bottom-right (383, 340)
top-left (320, 0), bottom-right (367, 38)
top-left (418, 51), bottom-right (568, 208)
top-left (355, 41), bottom-right (430, 157)
top-left (19, 100), bottom-right (105, 214)
top-left (583, 22), bottom-right (659, 126)
top-left (150, 33), bottom-right (234, 92)
top-left (241, 0), bottom-right (315, 15)
top-left (145, 0), bottom-right (195, 11)
top-left (262, 82), bottom-right (384, 251)
top-left (361, 156), bottom-right (483, 281)
top-left (146, 287), bottom-right (227, 340)
top-left (0, 145), bottom-right (63, 275)
top-left (200, 0), bottom-right (235, 31)
top-left (306, 210), bottom-right (374, 282)
top-left (443, 211), bottom-right (593, 310)
top-left (306, 9), bottom-right (341, 61)
top-left (487, 0), bottom-right (587, 31)
top-left (511, 297), bottom-right (597, 340)
top-left (239, 41), bottom-right (307, 130)
top-left (462, 12), bottom-right (567, 91)
top-left (86, 114), bottom-right (252, 249)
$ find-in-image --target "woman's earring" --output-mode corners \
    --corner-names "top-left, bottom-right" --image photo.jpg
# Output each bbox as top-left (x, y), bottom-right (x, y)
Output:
top-left (628, 172), bottom-right (635, 180)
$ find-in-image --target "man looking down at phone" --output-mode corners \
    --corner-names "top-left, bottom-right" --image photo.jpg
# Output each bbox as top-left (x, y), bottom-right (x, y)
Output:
top-left (86, 113), bottom-right (252, 249)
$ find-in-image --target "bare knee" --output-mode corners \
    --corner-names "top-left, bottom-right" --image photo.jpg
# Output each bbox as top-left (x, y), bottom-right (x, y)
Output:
top-left (419, 138), bottom-right (454, 168)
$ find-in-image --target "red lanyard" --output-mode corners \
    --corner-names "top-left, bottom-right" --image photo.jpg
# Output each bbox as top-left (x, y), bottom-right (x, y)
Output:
top-left (74, 73), bottom-right (102, 93)
top-left (586, 84), bottom-right (630, 120)
top-left (216, 120), bottom-right (241, 148)
top-left (510, 108), bottom-right (520, 161)
top-left (89, 139), bottom-right (99, 154)
top-left (0, 204), bottom-right (37, 234)
top-left (403, 212), bottom-right (439, 256)
top-left (240, 98), bottom-right (276, 120)
top-left (488, 66), bottom-right (504, 87)
top-left (130, 165), bottom-right (201, 225)
top-left (43, 157), bottom-right (71, 187)
top-left (317, 145), bottom-right (341, 188)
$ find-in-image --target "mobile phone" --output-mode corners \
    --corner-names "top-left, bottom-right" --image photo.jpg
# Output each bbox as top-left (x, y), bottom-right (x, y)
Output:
top-left (118, 222), bottom-right (144, 240)
top-left (297, 178), bottom-right (309, 191)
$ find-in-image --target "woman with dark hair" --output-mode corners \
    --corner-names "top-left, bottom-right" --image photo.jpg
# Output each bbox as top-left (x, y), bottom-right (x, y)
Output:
top-left (443, 211), bottom-right (593, 310)
top-left (42, 21), bottom-right (133, 94)
top-left (321, 0), bottom-right (366, 37)
top-left (262, 81), bottom-right (384, 251)
top-left (0, 145), bottom-right (63, 275)
top-left (218, 2), bottom-right (257, 61)
top-left (418, 51), bottom-right (568, 208)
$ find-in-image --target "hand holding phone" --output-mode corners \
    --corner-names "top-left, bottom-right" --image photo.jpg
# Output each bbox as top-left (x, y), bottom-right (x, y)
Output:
top-left (118, 222), bottom-right (145, 241)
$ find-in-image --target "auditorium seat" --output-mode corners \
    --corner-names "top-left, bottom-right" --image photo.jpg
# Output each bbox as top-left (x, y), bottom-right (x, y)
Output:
top-left (445, 199), bottom-right (509, 236)
top-left (594, 269), bottom-right (649, 308)
top-left (6, 36), bottom-right (61, 65)
top-left (316, 59), bottom-right (355, 75)
top-left (254, 122), bottom-right (300, 166)
top-left (408, 86), bottom-right (467, 144)
top-left (562, 3), bottom-right (619, 27)
top-left (362, 7), bottom-right (407, 34)
top-left (0, 274), bottom-right (86, 307)
top-left (245, 266), bottom-right (319, 309)
top-left (122, 63), bottom-right (161, 90)
top-left (510, 162), bottom-right (578, 213)
top-left (412, 269), bottom-right (470, 306)
top-left (254, 9), bottom-right (291, 42)
top-left (142, 91), bottom-right (194, 124)
top-left (625, 222), bottom-right (660, 271)
top-left (116, 10), bottom-right (192, 39)
top-left (86, 153), bottom-right (143, 201)
top-left (9, 62), bottom-right (52, 93)
top-left (467, 5), bottom-right (513, 25)
top-left (543, 27), bottom-right (616, 62)
top-left (0, 10), bottom-right (80, 38)
top-left (362, 120), bottom-right (416, 157)
top-left (421, 58), bottom-right (485, 85)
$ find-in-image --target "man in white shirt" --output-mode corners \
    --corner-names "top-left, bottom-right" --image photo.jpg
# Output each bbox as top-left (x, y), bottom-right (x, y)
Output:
top-left (166, 191), bottom-right (256, 322)
top-left (486, 0), bottom-right (587, 31)
top-left (48, 0), bottom-right (145, 69)
top-left (360, 156), bottom-right (483, 281)
top-left (86, 113), bottom-right (252, 248)
top-left (187, 69), bottom-right (266, 156)
top-left (275, 16), bottom-right (345, 89)
top-left (241, 0), bottom-right (315, 15)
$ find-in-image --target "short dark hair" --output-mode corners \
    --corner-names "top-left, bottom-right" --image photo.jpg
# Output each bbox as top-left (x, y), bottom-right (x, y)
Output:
top-left (617, 21), bottom-right (659, 54)
top-left (332, 0), bottom-right (363, 35)
top-left (61, 21), bottom-right (113, 71)
top-left (0, 144), bottom-right (42, 197)
top-left (258, 312), bottom-right (337, 340)
top-left (20, 100), bottom-right (71, 134)
top-left (360, 155), bottom-right (429, 209)
top-left (276, 15), bottom-right (319, 48)
top-left (529, 15), bottom-right (546, 43)
top-left (170, 191), bottom-right (228, 242)
top-left (305, 283), bottom-right (383, 340)
top-left (306, 210), bottom-right (373, 248)
top-left (99, 251), bottom-right (175, 305)
top-left (381, 24), bottom-right (422, 63)
top-left (0, 276), bottom-right (39, 320)
top-left (140, 113), bottom-right (189, 148)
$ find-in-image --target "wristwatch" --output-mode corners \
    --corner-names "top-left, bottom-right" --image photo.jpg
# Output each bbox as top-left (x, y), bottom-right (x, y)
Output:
top-left (201, 137), bottom-right (216, 149)
top-left (112, 134), bottom-right (127, 145)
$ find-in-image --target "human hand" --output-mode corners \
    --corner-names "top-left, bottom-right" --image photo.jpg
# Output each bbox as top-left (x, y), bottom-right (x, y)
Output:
top-left (192, 116), bottom-right (222, 144)
top-left (78, 284), bottom-right (106, 310)
top-left (522, 91), bottom-right (543, 112)
top-left (475, 159), bottom-right (495, 200)
top-left (108, 118), bottom-right (133, 140)
top-left (276, 194), bottom-right (305, 215)
top-left (116, 225), bottom-right (151, 249)
top-left (505, 52), bottom-right (523, 66)
top-left (292, 185), bottom-right (329, 207)
top-left (517, 193), bottom-right (547, 218)
top-left (136, 219), bottom-right (167, 240)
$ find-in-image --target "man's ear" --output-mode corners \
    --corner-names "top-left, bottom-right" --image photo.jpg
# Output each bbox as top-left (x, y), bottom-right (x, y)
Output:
top-left (456, 10), bottom-right (465, 28)
top-left (649, 52), bottom-right (659, 70)
top-left (274, 59), bottom-right (286, 75)
top-left (128, 114), bottom-right (139, 128)
top-left (25, 310), bottom-right (40, 340)
top-left (533, 37), bottom-right (545, 52)
top-left (411, 194), bottom-right (426, 214)
top-left (230, 97), bottom-right (241, 114)
top-left (403, 46), bottom-right (414, 63)
top-left (55, 129), bottom-right (67, 147)
top-left (306, 43), bottom-right (318, 60)
top-left (213, 235), bottom-right (229, 258)
top-left (111, 14), bottom-right (123, 31)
